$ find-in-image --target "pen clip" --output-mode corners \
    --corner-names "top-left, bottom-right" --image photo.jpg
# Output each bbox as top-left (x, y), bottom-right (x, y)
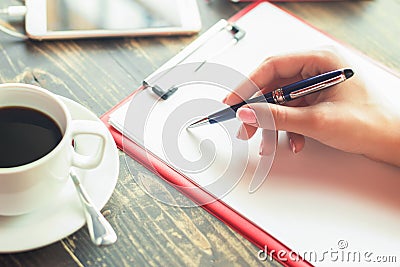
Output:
top-left (289, 74), bottom-right (346, 100)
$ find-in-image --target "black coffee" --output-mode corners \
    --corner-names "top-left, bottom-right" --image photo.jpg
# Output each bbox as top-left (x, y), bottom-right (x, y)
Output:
top-left (0, 107), bottom-right (63, 168)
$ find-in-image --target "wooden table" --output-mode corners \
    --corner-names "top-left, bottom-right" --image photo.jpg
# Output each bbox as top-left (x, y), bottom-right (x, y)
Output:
top-left (0, 0), bottom-right (399, 266)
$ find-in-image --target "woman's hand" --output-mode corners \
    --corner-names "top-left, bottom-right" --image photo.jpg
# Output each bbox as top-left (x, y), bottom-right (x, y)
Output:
top-left (224, 50), bottom-right (400, 166)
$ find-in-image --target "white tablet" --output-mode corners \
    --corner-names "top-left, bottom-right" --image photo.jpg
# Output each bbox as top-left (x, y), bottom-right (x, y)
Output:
top-left (25, 0), bottom-right (202, 40)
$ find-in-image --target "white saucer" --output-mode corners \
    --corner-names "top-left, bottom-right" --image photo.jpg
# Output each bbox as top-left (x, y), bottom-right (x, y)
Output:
top-left (0, 96), bottom-right (119, 253)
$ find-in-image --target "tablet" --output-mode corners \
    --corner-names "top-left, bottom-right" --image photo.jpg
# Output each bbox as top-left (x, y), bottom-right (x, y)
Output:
top-left (25, 0), bottom-right (202, 40)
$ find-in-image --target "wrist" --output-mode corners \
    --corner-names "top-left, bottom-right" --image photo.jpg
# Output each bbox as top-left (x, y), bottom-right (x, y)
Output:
top-left (364, 109), bottom-right (400, 167)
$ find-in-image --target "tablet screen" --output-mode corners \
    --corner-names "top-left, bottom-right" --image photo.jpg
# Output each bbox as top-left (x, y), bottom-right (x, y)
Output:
top-left (46, 0), bottom-right (182, 31)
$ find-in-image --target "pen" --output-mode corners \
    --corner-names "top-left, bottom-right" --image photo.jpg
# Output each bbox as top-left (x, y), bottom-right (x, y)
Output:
top-left (187, 68), bottom-right (354, 128)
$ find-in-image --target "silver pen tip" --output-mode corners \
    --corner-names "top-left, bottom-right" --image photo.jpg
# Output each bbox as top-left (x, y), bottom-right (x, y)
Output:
top-left (187, 117), bottom-right (210, 129)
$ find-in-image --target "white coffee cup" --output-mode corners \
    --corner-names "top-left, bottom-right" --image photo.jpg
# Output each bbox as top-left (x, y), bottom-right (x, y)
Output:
top-left (0, 83), bottom-right (107, 216)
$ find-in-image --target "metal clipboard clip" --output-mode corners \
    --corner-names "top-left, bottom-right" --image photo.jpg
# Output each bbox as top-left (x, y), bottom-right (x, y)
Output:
top-left (143, 21), bottom-right (246, 100)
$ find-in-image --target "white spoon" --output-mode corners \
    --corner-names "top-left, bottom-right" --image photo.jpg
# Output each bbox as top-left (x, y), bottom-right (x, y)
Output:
top-left (70, 169), bottom-right (117, 246)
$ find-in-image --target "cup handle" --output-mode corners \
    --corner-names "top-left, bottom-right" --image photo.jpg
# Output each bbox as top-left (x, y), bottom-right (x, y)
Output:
top-left (70, 120), bottom-right (107, 169)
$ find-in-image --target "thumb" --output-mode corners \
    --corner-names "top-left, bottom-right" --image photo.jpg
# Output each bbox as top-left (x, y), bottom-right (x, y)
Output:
top-left (236, 103), bottom-right (315, 135)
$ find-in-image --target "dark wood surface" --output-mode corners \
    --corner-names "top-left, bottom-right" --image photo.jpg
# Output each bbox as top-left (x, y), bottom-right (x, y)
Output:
top-left (0, 0), bottom-right (399, 266)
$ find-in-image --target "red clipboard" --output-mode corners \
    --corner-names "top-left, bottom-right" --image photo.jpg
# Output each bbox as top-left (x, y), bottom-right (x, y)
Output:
top-left (100, 0), bottom-right (400, 265)
top-left (100, 2), bottom-right (312, 266)
top-left (101, 0), bottom-right (400, 264)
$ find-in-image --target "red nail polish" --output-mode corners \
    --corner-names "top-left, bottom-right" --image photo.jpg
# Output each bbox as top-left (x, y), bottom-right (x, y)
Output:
top-left (289, 138), bottom-right (297, 154)
top-left (237, 108), bottom-right (257, 124)
top-left (259, 140), bottom-right (264, 156)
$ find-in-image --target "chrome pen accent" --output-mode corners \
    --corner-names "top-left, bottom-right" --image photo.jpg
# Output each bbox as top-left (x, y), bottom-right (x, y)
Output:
top-left (289, 74), bottom-right (345, 100)
top-left (272, 88), bottom-right (286, 104)
top-left (188, 68), bottom-right (354, 128)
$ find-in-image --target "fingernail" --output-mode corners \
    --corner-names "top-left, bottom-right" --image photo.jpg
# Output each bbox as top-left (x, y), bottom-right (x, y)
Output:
top-left (236, 125), bottom-right (245, 140)
top-left (289, 138), bottom-right (297, 154)
top-left (237, 107), bottom-right (257, 124)
top-left (259, 140), bottom-right (264, 156)
top-left (236, 127), bottom-right (242, 139)
top-left (222, 96), bottom-right (228, 104)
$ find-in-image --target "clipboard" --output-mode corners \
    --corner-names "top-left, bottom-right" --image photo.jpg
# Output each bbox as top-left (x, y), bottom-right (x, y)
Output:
top-left (101, 2), bottom-right (400, 266)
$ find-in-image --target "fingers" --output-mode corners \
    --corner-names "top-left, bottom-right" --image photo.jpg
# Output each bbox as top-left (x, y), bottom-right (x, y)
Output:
top-left (287, 132), bottom-right (305, 154)
top-left (236, 106), bottom-right (306, 155)
top-left (250, 50), bottom-right (343, 90)
top-left (230, 49), bottom-right (347, 155)
top-left (223, 79), bottom-right (258, 106)
top-left (236, 103), bottom-right (315, 136)
top-left (237, 125), bottom-right (277, 156)
top-left (224, 50), bottom-right (344, 106)
top-left (236, 123), bottom-right (257, 140)
top-left (259, 129), bottom-right (277, 156)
